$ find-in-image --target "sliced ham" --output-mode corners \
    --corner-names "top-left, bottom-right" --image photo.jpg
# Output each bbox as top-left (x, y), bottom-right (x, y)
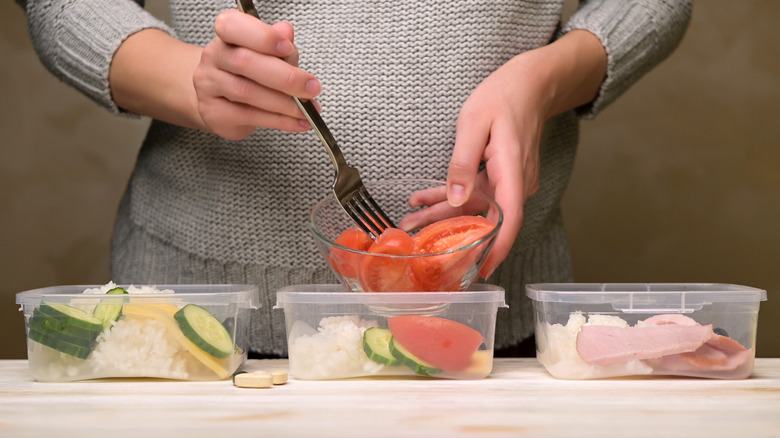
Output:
top-left (679, 343), bottom-right (729, 368)
top-left (706, 333), bottom-right (748, 354)
top-left (576, 323), bottom-right (714, 366)
top-left (648, 348), bottom-right (754, 378)
top-left (643, 314), bottom-right (699, 326)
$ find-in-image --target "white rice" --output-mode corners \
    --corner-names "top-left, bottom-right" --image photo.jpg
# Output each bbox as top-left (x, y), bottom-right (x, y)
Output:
top-left (288, 315), bottom-right (385, 379)
top-left (89, 317), bottom-right (189, 379)
top-left (82, 281), bottom-right (175, 295)
top-left (537, 312), bottom-right (653, 379)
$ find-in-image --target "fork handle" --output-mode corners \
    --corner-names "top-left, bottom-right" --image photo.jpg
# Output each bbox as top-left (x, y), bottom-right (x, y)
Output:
top-left (235, 0), bottom-right (349, 172)
top-left (292, 98), bottom-right (350, 172)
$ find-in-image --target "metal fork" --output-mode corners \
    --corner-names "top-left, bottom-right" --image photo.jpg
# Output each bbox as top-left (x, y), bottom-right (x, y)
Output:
top-left (236, 0), bottom-right (396, 239)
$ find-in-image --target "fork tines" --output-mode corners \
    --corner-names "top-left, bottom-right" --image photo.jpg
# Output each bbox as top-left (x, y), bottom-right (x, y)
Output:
top-left (341, 187), bottom-right (396, 239)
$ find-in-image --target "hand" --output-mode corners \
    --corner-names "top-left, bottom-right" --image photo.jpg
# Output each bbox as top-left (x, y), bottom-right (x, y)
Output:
top-left (446, 30), bottom-right (607, 279)
top-left (193, 10), bottom-right (322, 140)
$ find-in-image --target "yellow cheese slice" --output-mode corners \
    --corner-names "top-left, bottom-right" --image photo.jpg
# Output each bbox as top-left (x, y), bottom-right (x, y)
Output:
top-left (122, 304), bottom-right (235, 379)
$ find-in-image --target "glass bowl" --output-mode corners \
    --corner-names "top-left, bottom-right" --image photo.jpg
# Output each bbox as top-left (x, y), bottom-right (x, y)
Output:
top-left (309, 179), bottom-right (503, 292)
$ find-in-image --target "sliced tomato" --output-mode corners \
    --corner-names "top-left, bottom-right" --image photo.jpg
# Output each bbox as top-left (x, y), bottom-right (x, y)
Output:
top-left (358, 228), bottom-right (419, 292)
top-left (388, 315), bottom-right (484, 372)
top-left (410, 216), bottom-right (495, 291)
top-left (328, 228), bottom-right (373, 278)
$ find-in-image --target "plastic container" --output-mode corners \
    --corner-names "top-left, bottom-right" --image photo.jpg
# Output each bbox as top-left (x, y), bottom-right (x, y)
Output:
top-left (16, 283), bottom-right (258, 382)
top-left (275, 284), bottom-right (506, 380)
top-left (526, 283), bottom-right (767, 380)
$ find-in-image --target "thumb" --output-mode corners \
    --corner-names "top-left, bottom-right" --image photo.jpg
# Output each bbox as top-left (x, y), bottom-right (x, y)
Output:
top-left (447, 116), bottom-right (489, 207)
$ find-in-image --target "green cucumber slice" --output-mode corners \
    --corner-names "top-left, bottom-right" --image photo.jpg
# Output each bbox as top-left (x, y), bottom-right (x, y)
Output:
top-left (27, 320), bottom-right (93, 348)
top-left (174, 304), bottom-right (234, 358)
top-left (28, 328), bottom-right (91, 359)
top-left (390, 337), bottom-right (441, 376)
top-left (363, 327), bottom-right (400, 366)
top-left (92, 287), bottom-right (128, 328)
top-left (38, 302), bottom-right (104, 334)
top-left (30, 308), bottom-right (101, 339)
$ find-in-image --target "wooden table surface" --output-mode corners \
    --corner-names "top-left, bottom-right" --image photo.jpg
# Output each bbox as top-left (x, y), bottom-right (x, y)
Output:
top-left (1, 358), bottom-right (778, 438)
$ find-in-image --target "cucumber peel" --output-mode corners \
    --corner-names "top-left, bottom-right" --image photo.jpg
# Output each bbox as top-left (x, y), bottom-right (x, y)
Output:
top-left (30, 308), bottom-right (102, 339)
top-left (39, 302), bottom-right (104, 333)
top-left (174, 304), bottom-right (234, 358)
top-left (92, 287), bottom-right (128, 329)
top-left (28, 328), bottom-right (91, 359)
top-left (28, 302), bottom-right (103, 359)
top-left (390, 337), bottom-right (441, 376)
top-left (363, 327), bottom-right (401, 366)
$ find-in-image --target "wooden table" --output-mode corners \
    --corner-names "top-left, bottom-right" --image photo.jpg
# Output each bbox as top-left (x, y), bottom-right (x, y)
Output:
top-left (1, 358), bottom-right (778, 437)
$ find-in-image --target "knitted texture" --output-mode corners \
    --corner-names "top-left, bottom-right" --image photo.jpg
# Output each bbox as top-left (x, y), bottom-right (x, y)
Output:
top-left (21, 0), bottom-right (174, 113)
top-left (20, 0), bottom-right (692, 355)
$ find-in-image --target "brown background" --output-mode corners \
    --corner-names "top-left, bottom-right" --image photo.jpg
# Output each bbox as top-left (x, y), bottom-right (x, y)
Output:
top-left (1, 1), bottom-right (778, 359)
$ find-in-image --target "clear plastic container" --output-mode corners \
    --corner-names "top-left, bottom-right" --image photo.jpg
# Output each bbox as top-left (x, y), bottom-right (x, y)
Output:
top-left (16, 284), bottom-right (258, 382)
top-left (275, 284), bottom-right (506, 380)
top-left (526, 283), bottom-right (767, 379)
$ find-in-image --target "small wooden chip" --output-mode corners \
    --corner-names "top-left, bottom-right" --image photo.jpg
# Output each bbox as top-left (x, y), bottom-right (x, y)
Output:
top-left (270, 369), bottom-right (288, 385)
top-left (233, 371), bottom-right (273, 388)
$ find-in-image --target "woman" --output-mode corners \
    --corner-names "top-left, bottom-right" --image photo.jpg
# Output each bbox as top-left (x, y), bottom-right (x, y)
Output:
top-left (16, 0), bottom-right (692, 356)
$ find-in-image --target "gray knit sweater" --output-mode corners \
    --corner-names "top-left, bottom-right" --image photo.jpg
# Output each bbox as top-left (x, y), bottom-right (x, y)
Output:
top-left (18, 0), bottom-right (691, 355)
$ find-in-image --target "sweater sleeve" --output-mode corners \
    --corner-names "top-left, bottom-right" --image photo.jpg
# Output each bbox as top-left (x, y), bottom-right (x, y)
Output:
top-left (19, 0), bottom-right (176, 115)
top-left (561, 0), bottom-right (693, 118)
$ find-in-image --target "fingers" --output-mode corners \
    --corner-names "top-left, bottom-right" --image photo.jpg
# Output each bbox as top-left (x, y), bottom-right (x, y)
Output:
top-left (215, 10), bottom-right (293, 59)
top-left (213, 10), bottom-right (320, 99)
top-left (271, 21), bottom-right (298, 65)
top-left (195, 63), bottom-right (302, 116)
top-left (198, 100), bottom-right (310, 140)
top-left (447, 105), bottom-right (490, 207)
top-left (478, 122), bottom-right (525, 279)
top-left (194, 11), bottom-right (325, 138)
top-left (399, 185), bottom-right (492, 232)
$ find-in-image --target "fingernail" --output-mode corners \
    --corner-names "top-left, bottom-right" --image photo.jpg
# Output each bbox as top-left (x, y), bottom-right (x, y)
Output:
top-left (399, 220), bottom-right (419, 233)
top-left (305, 79), bottom-right (321, 95)
top-left (298, 119), bottom-right (311, 129)
top-left (214, 14), bottom-right (225, 33)
top-left (276, 40), bottom-right (293, 56)
top-left (448, 184), bottom-right (466, 206)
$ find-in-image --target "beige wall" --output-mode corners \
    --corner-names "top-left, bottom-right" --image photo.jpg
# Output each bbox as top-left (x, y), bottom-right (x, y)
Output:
top-left (1, 1), bottom-right (778, 360)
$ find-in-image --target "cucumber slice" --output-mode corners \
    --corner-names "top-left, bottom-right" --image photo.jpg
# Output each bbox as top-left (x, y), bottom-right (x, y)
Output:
top-left (92, 287), bottom-right (128, 328)
top-left (30, 308), bottom-right (101, 340)
top-left (28, 328), bottom-right (91, 359)
top-left (38, 302), bottom-right (104, 334)
top-left (28, 320), bottom-right (93, 348)
top-left (174, 304), bottom-right (234, 358)
top-left (390, 337), bottom-right (441, 376)
top-left (363, 327), bottom-right (400, 366)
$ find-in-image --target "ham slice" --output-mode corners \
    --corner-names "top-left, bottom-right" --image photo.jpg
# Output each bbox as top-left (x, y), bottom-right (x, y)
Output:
top-left (642, 314), bottom-right (699, 326)
top-left (648, 348), bottom-right (754, 378)
top-left (576, 323), bottom-right (714, 366)
top-left (678, 333), bottom-right (749, 370)
top-left (576, 313), bottom-right (754, 377)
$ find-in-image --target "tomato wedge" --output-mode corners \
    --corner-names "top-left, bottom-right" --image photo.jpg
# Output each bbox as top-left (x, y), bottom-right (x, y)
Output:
top-left (410, 216), bottom-right (494, 291)
top-left (328, 228), bottom-right (373, 278)
top-left (358, 228), bottom-right (419, 292)
top-left (388, 315), bottom-right (484, 372)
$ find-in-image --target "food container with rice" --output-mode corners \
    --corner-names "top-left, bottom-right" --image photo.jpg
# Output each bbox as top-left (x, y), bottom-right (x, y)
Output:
top-left (16, 283), bottom-right (258, 382)
top-left (275, 284), bottom-right (506, 380)
top-left (526, 283), bottom-right (767, 380)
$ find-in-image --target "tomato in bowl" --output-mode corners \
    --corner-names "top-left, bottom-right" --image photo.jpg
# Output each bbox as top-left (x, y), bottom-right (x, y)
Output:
top-left (309, 179), bottom-right (503, 292)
